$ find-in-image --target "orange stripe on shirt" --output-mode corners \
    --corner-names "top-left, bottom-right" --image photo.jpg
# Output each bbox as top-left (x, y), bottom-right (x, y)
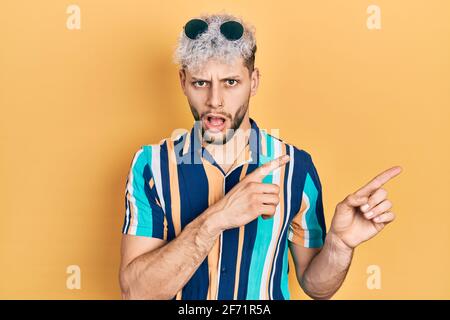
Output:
top-left (167, 140), bottom-right (181, 237)
top-left (202, 159), bottom-right (225, 300)
top-left (167, 140), bottom-right (183, 300)
top-left (289, 193), bottom-right (309, 246)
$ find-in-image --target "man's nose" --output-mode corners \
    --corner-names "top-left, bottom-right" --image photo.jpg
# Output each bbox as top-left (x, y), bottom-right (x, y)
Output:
top-left (206, 83), bottom-right (223, 108)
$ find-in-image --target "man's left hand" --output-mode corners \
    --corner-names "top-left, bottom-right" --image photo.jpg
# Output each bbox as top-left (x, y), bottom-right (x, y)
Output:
top-left (329, 166), bottom-right (403, 249)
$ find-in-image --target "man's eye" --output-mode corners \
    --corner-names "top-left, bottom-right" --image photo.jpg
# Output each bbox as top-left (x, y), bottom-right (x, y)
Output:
top-left (194, 81), bottom-right (207, 87)
top-left (226, 79), bottom-right (238, 86)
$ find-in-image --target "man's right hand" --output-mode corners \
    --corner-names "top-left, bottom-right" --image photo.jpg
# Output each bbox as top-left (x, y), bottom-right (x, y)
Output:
top-left (209, 154), bottom-right (290, 231)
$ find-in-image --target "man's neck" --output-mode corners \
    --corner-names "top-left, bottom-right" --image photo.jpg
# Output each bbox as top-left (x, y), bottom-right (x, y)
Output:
top-left (203, 118), bottom-right (251, 174)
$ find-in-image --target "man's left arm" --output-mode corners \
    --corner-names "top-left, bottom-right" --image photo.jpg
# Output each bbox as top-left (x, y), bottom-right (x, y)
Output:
top-left (290, 232), bottom-right (353, 300)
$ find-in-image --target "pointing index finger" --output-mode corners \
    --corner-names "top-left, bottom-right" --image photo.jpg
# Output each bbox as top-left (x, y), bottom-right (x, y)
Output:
top-left (355, 166), bottom-right (402, 197)
top-left (251, 154), bottom-right (290, 181)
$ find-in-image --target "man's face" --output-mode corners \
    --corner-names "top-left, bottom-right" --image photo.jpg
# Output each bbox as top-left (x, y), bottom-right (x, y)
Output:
top-left (179, 57), bottom-right (259, 145)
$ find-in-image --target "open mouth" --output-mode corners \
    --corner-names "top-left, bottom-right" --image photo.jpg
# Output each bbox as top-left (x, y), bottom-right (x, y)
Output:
top-left (203, 114), bottom-right (227, 132)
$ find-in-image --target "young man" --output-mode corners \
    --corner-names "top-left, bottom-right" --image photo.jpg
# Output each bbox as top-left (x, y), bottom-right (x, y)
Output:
top-left (119, 13), bottom-right (402, 300)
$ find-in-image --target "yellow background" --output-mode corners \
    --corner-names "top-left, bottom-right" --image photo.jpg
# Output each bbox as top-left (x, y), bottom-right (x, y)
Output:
top-left (1, 0), bottom-right (449, 299)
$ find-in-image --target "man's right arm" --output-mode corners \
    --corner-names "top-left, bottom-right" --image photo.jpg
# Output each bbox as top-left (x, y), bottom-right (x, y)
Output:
top-left (119, 205), bottom-right (223, 300)
top-left (119, 154), bottom-right (290, 300)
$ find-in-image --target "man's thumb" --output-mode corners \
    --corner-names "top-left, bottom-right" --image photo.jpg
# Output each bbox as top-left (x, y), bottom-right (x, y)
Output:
top-left (345, 194), bottom-right (369, 208)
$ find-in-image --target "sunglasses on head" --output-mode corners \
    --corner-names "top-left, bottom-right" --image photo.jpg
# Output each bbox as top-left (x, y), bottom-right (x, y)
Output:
top-left (184, 18), bottom-right (244, 41)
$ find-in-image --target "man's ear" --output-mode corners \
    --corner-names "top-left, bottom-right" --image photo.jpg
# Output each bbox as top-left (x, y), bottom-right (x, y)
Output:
top-left (179, 68), bottom-right (187, 96)
top-left (250, 67), bottom-right (260, 97)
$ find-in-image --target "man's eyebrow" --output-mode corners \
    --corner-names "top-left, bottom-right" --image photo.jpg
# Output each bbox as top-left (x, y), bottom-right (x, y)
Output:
top-left (190, 76), bottom-right (208, 81)
top-left (220, 75), bottom-right (241, 80)
top-left (190, 75), bottom-right (241, 81)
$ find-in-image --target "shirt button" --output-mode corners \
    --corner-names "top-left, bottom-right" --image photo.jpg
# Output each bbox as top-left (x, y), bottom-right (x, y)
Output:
top-left (221, 267), bottom-right (227, 273)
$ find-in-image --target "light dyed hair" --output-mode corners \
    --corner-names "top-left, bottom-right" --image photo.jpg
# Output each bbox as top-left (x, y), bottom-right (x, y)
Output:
top-left (173, 13), bottom-right (257, 73)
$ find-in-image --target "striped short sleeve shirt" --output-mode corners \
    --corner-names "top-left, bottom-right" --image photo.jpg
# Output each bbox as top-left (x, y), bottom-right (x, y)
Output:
top-left (122, 118), bottom-right (326, 300)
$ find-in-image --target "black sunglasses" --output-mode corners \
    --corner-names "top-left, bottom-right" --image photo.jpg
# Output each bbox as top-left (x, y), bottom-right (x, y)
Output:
top-left (184, 19), bottom-right (244, 41)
